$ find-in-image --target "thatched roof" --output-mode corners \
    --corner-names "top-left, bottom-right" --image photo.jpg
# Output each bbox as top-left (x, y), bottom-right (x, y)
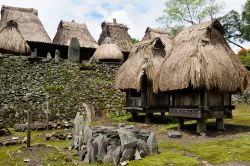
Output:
top-left (154, 20), bottom-right (250, 93)
top-left (53, 20), bottom-right (98, 48)
top-left (115, 37), bottom-right (166, 91)
top-left (0, 20), bottom-right (31, 55)
top-left (0, 5), bottom-right (51, 43)
top-left (98, 19), bottom-right (133, 52)
top-left (92, 37), bottom-right (123, 62)
top-left (142, 27), bottom-right (173, 56)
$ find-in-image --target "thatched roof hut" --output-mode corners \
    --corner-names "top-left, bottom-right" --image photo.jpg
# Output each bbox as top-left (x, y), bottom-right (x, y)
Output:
top-left (0, 5), bottom-right (51, 43)
top-left (53, 20), bottom-right (98, 48)
top-left (98, 19), bottom-right (133, 52)
top-left (0, 20), bottom-right (31, 55)
top-left (142, 27), bottom-right (173, 56)
top-left (92, 37), bottom-right (123, 63)
top-left (154, 20), bottom-right (250, 93)
top-left (116, 37), bottom-right (166, 91)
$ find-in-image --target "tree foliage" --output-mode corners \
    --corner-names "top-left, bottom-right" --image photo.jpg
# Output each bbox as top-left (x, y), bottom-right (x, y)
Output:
top-left (241, 0), bottom-right (250, 41)
top-left (158, 0), bottom-right (221, 36)
top-left (220, 10), bottom-right (242, 42)
top-left (132, 38), bottom-right (140, 44)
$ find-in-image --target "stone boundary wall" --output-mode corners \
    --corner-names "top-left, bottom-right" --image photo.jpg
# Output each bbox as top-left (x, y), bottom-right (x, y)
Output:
top-left (0, 56), bottom-right (125, 127)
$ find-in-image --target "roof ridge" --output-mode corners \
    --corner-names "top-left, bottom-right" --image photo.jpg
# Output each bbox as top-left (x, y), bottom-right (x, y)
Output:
top-left (2, 5), bottom-right (37, 14)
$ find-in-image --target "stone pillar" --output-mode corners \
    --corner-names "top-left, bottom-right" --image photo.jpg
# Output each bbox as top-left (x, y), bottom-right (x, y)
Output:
top-left (68, 37), bottom-right (80, 63)
top-left (178, 119), bottom-right (185, 130)
top-left (216, 118), bottom-right (224, 130)
top-left (197, 119), bottom-right (207, 133)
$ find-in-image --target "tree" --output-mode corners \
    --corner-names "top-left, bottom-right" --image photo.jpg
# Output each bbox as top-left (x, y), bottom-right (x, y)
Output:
top-left (241, 0), bottom-right (250, 41)
top-left (132, 38), bottom-right (140, 44)
top-left (219, 10), bottom-right (245, 49)
top-left (158, 0), bottom-right (221, 36)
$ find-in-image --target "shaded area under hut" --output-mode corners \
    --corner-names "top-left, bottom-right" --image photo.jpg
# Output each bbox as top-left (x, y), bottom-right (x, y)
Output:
top-left (53, 20), bottom-right (98, 62)
top-left (98, 19), bottom-right (133, 61)
top-left (0, 20), bottom-right (31, 55)
top-left (154, 20), bottom-right (250, 133)
top-left (91, 37), bottom-right (124, 64)
top-left (115, 37), bottom-right (171, 123)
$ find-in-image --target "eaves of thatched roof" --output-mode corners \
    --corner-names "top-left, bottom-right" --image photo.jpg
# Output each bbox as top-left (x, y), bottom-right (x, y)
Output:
top-left (115, 37), bottom-right (166, 91)
top-left (0, 5), bottom-right (51, 43)
top-left (92, 37), bottom-right (123, 62)
top-left (98, 19), bottom-right (133, 52)
top-left (154, 20), bottom-right (250, 93)
top-left (142, 27), bottom-right (173, 56)
top-left (53, 20), bottom-right (98, 48)
top-left (0, 20), bottom-right (31, 55)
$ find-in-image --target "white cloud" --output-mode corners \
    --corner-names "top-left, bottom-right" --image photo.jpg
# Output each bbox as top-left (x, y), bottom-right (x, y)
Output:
top-left (0, 0), bottom-right (247, 47)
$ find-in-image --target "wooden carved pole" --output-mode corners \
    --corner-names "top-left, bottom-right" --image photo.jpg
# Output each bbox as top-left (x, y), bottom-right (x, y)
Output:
top-left (27, 110), bottom-right (31, 148)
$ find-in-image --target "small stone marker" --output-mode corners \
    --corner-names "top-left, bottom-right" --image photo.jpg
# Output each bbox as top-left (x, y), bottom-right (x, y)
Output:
top-left (167, 131), bottom-right (181, 138)
top-left (68, 37), bottom-right (80, 63)
top-left (32, 48), bottom-right (37, 57)
top-left (55, 49), bottom-right (60, 59)
top-left (46, 52), bottom-right (52, 59)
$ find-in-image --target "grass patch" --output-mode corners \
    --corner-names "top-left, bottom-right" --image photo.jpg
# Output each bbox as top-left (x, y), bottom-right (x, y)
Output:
top-left (129, 151), bottom-right (199, 166)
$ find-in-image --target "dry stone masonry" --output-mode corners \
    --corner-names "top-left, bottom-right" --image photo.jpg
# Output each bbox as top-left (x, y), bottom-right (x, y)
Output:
top-left (0, 55), bottom-right (125, 127)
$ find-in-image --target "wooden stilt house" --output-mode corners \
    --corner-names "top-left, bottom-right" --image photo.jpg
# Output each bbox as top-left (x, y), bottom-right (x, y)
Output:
top-left (154, 20), bottom-right (250, 133)
top-left (115, 37), bottom-right (171, 123)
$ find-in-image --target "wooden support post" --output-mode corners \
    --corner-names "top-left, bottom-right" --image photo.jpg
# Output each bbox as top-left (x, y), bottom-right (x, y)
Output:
top-left (178, 119), bottom-right (185, 130)
top-left (132, 112), bottom-right (138, 121)
top-left (27, 110), bottom-right (31, 148)
top-left (161, 112), bottom-right (165, 118)
top-left (216, 118), bottom-right (224, 130)
top-left (197, 119), bottom-right (206, 133)
top-left (145, 112), bottom-right (150, 124)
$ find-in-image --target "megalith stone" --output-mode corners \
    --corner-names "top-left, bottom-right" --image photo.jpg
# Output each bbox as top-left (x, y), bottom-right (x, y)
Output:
top-left (147, 133), bottom-right (158, 154)
top-left (83, 103), bottom-right (95, 124)
top-left (46, 52), bottom-right (52, 59)
top-left (55, 49), bottom-right (60, 59)
top-left (136, 140), bottom-right (149, 158)
top-left (112, 146), bottom-right (122, 166)
top-left (68, 37), bottom-right (80, 63)
top-left (83, 126), bottom-right (92, 144)
top-left (118, 128), bottom-right (138, 151)
top-left (73, 112), bottom-right (84, 150)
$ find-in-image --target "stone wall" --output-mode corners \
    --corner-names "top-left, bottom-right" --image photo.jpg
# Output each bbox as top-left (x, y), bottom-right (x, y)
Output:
top-left (0, 56), bottom-right (125, 127)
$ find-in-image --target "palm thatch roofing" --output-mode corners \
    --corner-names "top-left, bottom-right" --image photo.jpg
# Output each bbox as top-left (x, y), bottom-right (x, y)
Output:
top-left (0, 5), bottom-right (51, 43)
top-left (53, 20), bottom-right (98, 48)
top-left (0, 20), bottom-right (31, 55)
top-left (98, 19), bottom-right (133, 52)
top-left (154, 20), bottom-right (250, 93)
top-left (92, 37), bottom-right (123, 62)
top-left (115, 37), bottom-right (166, 91)
top-left (142, 27), bottom-right (173, 56)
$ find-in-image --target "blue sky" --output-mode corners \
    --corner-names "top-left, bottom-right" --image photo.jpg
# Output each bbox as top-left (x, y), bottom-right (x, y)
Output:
top-left (0, 0), bottom-right (248, 50)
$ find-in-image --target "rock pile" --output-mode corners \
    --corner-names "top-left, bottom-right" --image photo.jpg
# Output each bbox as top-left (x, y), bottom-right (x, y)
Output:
top-left (72, 124), bottom-right (158, 165)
